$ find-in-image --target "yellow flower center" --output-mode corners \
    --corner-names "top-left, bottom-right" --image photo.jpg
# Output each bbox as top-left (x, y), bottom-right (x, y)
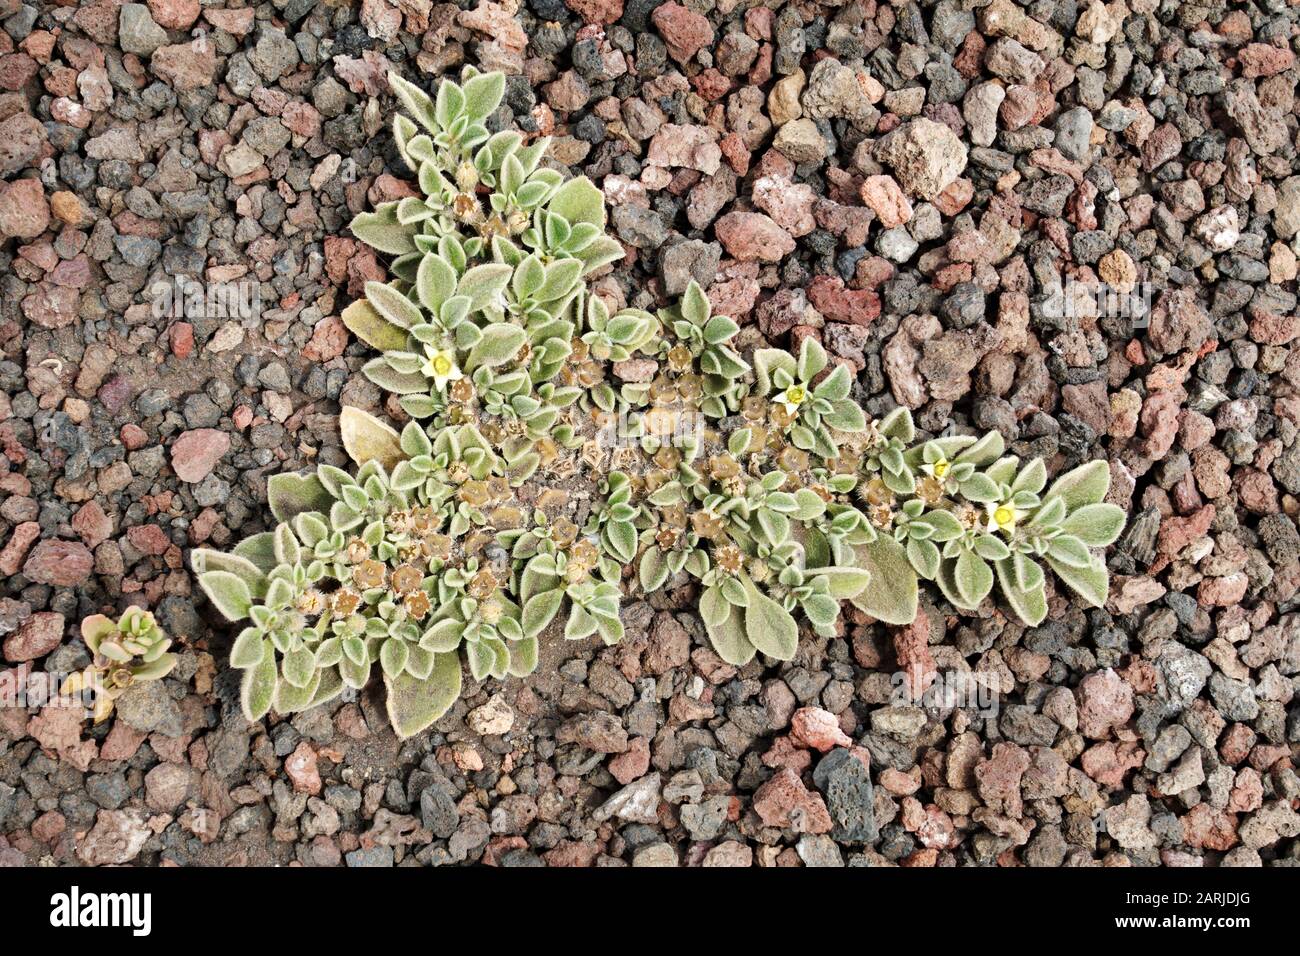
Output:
top-left (785, 386), bottom-right (805, 405)
top-left (432, 354), bottom-right (452, 376)
top-left (932, 460), bottom-right (949, 478)
top-left (994, 506), bottom-right (1014, 527)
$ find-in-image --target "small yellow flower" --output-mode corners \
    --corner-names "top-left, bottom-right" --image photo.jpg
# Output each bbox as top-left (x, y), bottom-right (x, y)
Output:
top-left (922, 458), bottom-right (950, 480)
top-left (774, 384), bottom-right (806, 417)
top-left (422, 345), bottom-right (464, 391)
top-left (985, 502), bottom-right (1021, 535)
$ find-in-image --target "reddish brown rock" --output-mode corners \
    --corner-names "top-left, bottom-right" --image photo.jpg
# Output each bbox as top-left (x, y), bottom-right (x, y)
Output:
top-left (0, 521), bottom-right (40, 576)
top-left (148, 0), bottom-right (200, 29)
top-left (808, 275), bottom-right (881, 326)
top-left (0, 178), bottom-right (49, 239)
top-left (752, 768), bottom-right (833, 832)
top-left (1075, 668), bottom-right (1134, 739)
top-left (170, 428), bottom-right (231, 482)
top-left (286, 741), bottom-right (322, 795)
top-left (790, 707), bottom-right (852, 752)
top-left (3, 612), bottom-right (65, 663)
top-left (23, 539), bottom-right (93, 586)
top-left (1238, 43), bottom-right (1295, 78)
top-left (608, 736), bottom-right (650, 785)
top-left (565, 0), bottom-right (623, 24)
top-left (860, 174), bottom-right (913, 228)
top-left (714, 211), bottom-right (794, 262)
top-left (303, 315), bottom-right (348, 362)
top-left (651, 3), bottom-right (714, 64)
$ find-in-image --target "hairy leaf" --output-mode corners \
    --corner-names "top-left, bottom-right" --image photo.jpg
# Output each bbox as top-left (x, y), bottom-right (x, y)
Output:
top-left (743, 578), bottom-right (798, 660)
top-left (851, 536), bottom-right (919, 625)
top-left (385, 652), bottom-right (462, 739)
top-left (339, 406), bottom-right (404, 471)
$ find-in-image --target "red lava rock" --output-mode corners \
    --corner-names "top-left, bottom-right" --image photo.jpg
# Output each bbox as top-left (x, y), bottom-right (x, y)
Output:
top-left (807, 274), bottom-right (881, 326)
top-left (1153, 504), bottom-right (1215, 572)
top-left (148, 0), bottom-right (201, 30)
top-left (880, 768), bottom-right (921, 796)
top-left (1075, 668), bottom-right (1135, 740)
top-left (97, 374), bottom-right (136, 413)
top-left (974, 742), bottom-right (1030, 815)
top-left (1198, 572), bottom-right (1248, 607)
top-left (170, 428), bottom-right (231, 483)
top-left (752, 768), bottom-right (833, 833)
top-left (22, 539), bottom-right (93, 586)
top-left (893, 609), bottom-right (936, 699)
top-left (3, 611), bottom-right (65, 662)
top-left (790, 707), bottom-right (852, 752)
top-left (126, 523), bottom-right (171, 557)
top-left (565, 0), bottom-right (623, 24)
top-left (99, 721), bottom-right (148, 762)
top-left (31, 810), bottom-right (66, 844)
top-left (150, 42), bottom-right (218, 91)
top-left (1248, 308), bottom-right (1300, 345)
top-left (303, 315), bottom-right (349, 362)
top-left (651, 3), bottom-right (714, 64)
top-left (762, 735), bottom-right (813, 773)
top-left (859, 174), bottom-right (913, 227)
top-left (0, 521), bottom-right (41, 576)
top-left (1081, 741), bottom-right (1145, 788)
top-left (169, 321), bottom-right (194, 358)
top-left (608, 736), bottom-right (650, 785)
top-left (120, 423), bottom-right (149, 450)
top-left (1141, 123), bottom-right (1182, 172)
top-left (0, 178), bottom-right (50, 239)
top-left (71, 501), bottom-right (113, 548)
top-left (1237, 43), bottom-right (1294, 78)
top-left (1180, 804), bottom-right (1237, 851)
top-left (643, 613), bottom-right (692, 674)
top-left (286, 740), bottom-right (322, 795)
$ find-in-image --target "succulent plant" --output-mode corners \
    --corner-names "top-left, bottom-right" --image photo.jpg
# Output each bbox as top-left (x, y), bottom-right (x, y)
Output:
top-left (66, 608), bottom-right (177, 723)
top-left (192, 69), bottom-right (1126, 740)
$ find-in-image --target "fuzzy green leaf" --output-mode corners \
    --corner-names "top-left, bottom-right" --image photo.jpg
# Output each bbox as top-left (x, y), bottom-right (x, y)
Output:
top-left (547, 176), bottom-right (606, 228)
top-left (267, 472), bottom-right (332, 524)
top-left (365, 280), bottom-right (423, 329)
top-left (1044, 459), bottom-right (1110, 511)
top-left (385, 651), bottom-right (462, 739)
top-left (1046, 553), bottom-right (1109, 607)
top-left (458, 263), bottom-right (512, 311)
top-left (703, 603), bottom-right (755, 666)
top-left (851, 536), bottom-right (918, 625)
top-left (743, 578), bottom-right (798, 660)
top-left (995, 557), bottom-right (1048, 626)
top-left (350, 207), bottom-right (417, 255)
top-left (522, 588), bottom-right (564, 638)
top-left (1058, 503), bottom-right (1127, 547)
top-left (955, 550), bottom-right (994, 606)
top-left (466, 323), bottom-right (527, 371)
top-left (198, 571), bottom-right (252, 622)
top-left (753, 349), bottom-right (797, 396)
top-left (815, 566), bottom-right (872, 598)
top-left (462, 71), bottom-right (505, 121)
top-left (240, 639), bottom-right (277, 722)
